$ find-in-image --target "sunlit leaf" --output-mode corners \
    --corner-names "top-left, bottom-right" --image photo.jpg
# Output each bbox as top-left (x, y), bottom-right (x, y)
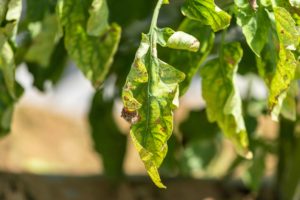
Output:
top-left (156, 27), bottom-right (200, 52)
top-left (122, 34), bottom-right (185, 188)
top-left (201, 42), bottom-right (252, 158)
top-left (181, 0), bottom-right (231, 32)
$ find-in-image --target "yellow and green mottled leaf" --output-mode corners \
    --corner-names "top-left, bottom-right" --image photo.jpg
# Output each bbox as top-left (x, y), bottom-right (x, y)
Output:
top-left (57, 0), bottom-right (121, 88)
top-left (122, 34), bottom-right (185, 188)
top-left (181, 0), bottom-right (231, 32)
top-left (268, 46), bottom-right (297, 121)
top-left (274, 7), bottom-right (300, 50)
top-left (201, 42), bottom-right (252, 158)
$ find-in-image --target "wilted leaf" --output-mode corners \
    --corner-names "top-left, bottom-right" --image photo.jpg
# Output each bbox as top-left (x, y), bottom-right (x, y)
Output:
top-left (181, 0), bottom-right (231, 32)
top-left (201, 42), bottom-right (251, 158)
top-left (122, 34), bottom-right (185, 188)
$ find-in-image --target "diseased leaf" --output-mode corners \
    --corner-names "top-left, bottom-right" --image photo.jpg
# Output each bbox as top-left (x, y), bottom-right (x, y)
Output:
top-left (122, 34), bottom-right (185, 188)
top-left (156, 27), bottom-right (200, 52)
top-left (181, 0), bottom-right (231, 32)
top-left (87, 0), bottom-right (109, 36)
top-left (235, 0), bottom-right (270, 55)
top-left (57, 0), bottom-right (121, 88)
top-left (274, 7), bottom-right (300, 50)
top-left (168, 19), bottom-right (215, 95)
top-left (201, 42), bottom-right (251, 158)
top-left (268, 46), bottom-right (297, 121)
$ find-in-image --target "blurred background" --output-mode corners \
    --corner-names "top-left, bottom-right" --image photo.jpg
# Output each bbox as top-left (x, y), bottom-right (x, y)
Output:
top-left (0, 0), bottom-right (299, 200)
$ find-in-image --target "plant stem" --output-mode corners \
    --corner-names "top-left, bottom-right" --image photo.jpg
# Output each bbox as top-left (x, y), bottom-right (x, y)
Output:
top-left (149, 0), bottom-right (164, 57)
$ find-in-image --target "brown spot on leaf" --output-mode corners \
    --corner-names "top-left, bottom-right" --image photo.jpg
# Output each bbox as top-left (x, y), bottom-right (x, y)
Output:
top-left (121, 108), bottom-right (140, 124)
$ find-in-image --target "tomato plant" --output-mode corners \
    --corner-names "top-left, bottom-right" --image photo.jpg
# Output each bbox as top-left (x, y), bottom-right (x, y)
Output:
top-left (0, 0), bottom-right (300, 198)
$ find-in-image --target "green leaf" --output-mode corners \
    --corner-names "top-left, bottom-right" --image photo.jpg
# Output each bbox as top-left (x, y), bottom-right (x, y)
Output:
top-left (268, 46), bottom-right (297, 121)
top-left (201, 42), bottom-right (252, 158)
top-left (122, 34), bottom-right (185, 188)
top-left (87, 0), bottom-right (109, 36)
top-left (89, 91), bottom-right (127, 180)
top-left (274, 7), bottom-right (300, 50)
top-left (57, 0), bottom-right (121, 88)
top-left (181, 0), bottom-right (231, 32)
top-left (235, 0), bottom-right (270, 56)
top-left (168, 19), bottom-right (215, 96)
top-left (25, 14), bottom-right (61, 67)
top-left (156, 27), bottom-right (200, 52)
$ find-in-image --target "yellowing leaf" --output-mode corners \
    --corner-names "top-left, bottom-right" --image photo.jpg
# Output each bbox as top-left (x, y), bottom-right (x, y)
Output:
top-left (122, 34), bottom-right (185, 188)
top-left (274, 7), bottom-right (300, 50)
top-left (268, 46), bottom-right (297, 121)
top-left (181, 0), bottom-right (231, 32)
top-left (201, 42), bottom-right (251, 158)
